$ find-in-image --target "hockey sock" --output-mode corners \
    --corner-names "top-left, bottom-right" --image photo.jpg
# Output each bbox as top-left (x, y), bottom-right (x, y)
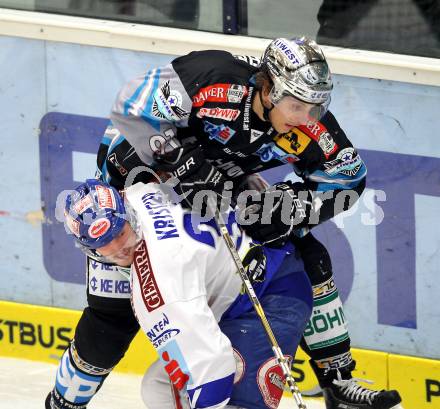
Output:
top-left (46, 341), bottom-right (111, 409)
top-left (301, 277), bottom-right (353, 373)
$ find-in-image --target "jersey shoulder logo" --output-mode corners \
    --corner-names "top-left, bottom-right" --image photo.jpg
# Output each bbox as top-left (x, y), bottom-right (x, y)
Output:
top-left (323, 147), bottom-right (363, 177)
top-left (152, 80), bottom-right (189, 121)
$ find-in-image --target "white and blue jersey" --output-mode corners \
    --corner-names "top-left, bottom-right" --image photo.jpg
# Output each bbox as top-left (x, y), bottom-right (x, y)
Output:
top-left (127, 182), bottom-right (313, 409)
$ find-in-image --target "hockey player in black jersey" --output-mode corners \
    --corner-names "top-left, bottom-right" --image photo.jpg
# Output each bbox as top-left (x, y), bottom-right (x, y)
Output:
top-left (46, 37), bottom-right (402, 409)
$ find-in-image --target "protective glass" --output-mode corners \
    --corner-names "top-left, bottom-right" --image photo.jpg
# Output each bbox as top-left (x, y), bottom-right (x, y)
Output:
top-left (272, 94), bottom-right (329, 123)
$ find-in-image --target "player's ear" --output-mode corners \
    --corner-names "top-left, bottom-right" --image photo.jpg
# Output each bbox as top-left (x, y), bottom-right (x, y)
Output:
top-left (260, 81), bottom-right (273, 108)
top-left (262, 81), bottom-right (272, 97)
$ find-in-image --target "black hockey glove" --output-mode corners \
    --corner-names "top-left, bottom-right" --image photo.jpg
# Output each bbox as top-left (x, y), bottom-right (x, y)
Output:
top-left (238, 181), bottom-right (312, 246)
top-left (242, 244), bottom-right (266, 283)
top-left (154, 144), bottom-right (229, 211)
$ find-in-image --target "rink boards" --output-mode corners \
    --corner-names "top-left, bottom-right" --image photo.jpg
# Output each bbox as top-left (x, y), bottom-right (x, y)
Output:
top-left (1, 300), bottom-right (439, 409)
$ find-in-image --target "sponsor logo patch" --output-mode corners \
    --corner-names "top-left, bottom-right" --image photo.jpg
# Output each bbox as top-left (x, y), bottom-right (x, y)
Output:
top-left (133, 240), bottom-right (165, 312)
top-left (88, 218), bottom-right (111, 238)
top-left (196, 107), bottom-right (240, 121)
top-left (158, 340), bottom-right (191, 391)
top-left (297, 122), bottom-right (338, 158)
top-left (108, 152), bottom-right (128, 176)
top-left (313, 277), bottom-right (336, 298)
top-left (203, 121), bottom-right (236, 144)
top-left (73, 195), bottom-right (93, 215)
top-left (256, 142), bottom-right (299, 164)
top-left (315, 351), bottom-right (353, 371)
top-left (96, 185), bottom-right (116, 209)
top-left (274, 129), bottom-right (311, 155)
top-left (273, 38), bottom-right (301, 65)
top-left (317, 132), bottom-right (337, 157)
top-left (88, 258), bottom-right (131, 299)
top-left (227, 84), bottom-right (248, 103)
top-left (192, 84), bottom-right (248, 107)
top-left (146, 313), bottom-right (180, 348)
top-left (65, 213), bottom-right (80, 237)
top-left (257, 356), bottom-right (292, 409)
top-left (303, 291), bottom-right (349, 350)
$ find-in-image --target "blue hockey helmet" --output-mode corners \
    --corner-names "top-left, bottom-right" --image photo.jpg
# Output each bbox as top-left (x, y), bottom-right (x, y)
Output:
top-left (64, 179), bottom-right (128, 257)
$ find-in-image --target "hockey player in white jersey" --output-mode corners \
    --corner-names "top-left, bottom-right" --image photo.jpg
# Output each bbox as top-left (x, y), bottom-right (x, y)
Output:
top-left (60, 178), bottom-right (313, 409)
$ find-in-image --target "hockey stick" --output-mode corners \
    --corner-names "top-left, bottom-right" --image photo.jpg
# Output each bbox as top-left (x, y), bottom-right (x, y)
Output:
top-left (207, 197), bottom-right (307, 409)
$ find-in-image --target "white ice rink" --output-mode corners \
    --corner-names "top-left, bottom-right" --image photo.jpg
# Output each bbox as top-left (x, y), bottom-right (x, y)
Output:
top-left (0, 357), bottom-right (325, 409)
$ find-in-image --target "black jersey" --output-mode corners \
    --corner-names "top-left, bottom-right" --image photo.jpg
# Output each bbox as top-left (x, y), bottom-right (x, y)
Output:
top-left (97, 50), bottom-right (366, 226)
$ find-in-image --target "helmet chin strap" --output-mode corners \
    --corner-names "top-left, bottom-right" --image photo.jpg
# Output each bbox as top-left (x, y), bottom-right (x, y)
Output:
top-left (259, 89), bottom-right (274, 122)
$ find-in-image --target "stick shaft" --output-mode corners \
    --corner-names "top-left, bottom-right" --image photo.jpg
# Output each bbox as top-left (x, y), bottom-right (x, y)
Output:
top-left (211, 201), bottom-right (307, 409)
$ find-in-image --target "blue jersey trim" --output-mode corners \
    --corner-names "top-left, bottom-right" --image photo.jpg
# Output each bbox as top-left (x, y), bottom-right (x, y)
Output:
top-left (123, 69), bottom-right (153, 116)
top-left (187, 373), bottom-right (234, 408)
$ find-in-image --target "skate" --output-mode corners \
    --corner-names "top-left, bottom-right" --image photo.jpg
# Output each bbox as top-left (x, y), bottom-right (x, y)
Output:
top-left (310, 360), bottom-right (403, 409)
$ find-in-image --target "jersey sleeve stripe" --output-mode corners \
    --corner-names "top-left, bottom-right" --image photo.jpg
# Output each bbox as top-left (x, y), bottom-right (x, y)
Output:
top-left (309, 166), bottom-right (367, 191)
top-left (124, 68), bottom-right (161, 119)
top-left (123, 69), bottom-right (152, 116)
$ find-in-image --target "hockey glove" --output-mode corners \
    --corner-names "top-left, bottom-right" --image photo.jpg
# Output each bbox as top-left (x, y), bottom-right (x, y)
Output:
top-left (154, 144), bottom-right (229, 211)
top-left (238, 181), bottom-right (312, 246)
top-left (242, 244), bottom-right (266, 283)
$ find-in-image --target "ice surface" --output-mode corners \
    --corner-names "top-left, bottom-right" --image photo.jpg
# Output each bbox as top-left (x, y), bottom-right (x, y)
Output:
top-left (0, 357), bottom-right (325, 409)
